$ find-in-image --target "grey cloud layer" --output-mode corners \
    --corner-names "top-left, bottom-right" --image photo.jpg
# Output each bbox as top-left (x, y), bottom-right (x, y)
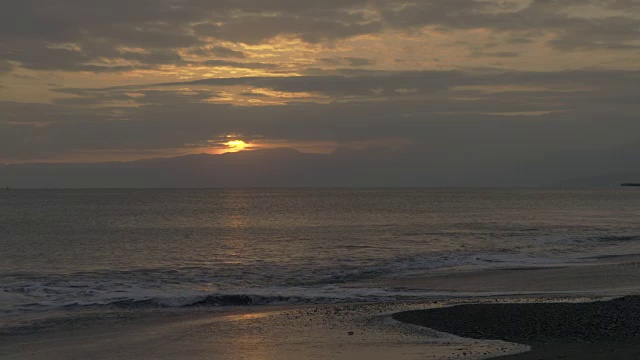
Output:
top-left (148, 69), bottom-right (640, 100)
top-left (1, 0), bottom-right (639, 175)
top-left (2, 68), bottom-right (639, 161)
top-left (1, 0), bottom-right (638, 73)
top-left (319, 57), bottom-right (376, 67)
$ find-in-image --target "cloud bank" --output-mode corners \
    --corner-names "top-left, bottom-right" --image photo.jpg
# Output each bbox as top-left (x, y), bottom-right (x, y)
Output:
top-left (0, 0), bottom-right (638, 186)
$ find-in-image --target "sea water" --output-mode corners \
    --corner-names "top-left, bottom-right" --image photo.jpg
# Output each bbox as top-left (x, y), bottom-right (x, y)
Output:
top-left (1, 188), bottom-right (639, 322)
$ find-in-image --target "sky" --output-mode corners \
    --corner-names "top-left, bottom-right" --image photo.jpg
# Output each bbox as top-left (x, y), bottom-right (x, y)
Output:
top-left (1, 0), bottom-right (639, 170)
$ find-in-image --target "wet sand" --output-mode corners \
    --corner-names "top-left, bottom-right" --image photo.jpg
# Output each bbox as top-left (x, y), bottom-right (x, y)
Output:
top-left (4, 257), bottom-right (640, 359)
top-left (0, 302), bottom-right (526, 359)
top-left (394, 296), bottom-right (640, 360)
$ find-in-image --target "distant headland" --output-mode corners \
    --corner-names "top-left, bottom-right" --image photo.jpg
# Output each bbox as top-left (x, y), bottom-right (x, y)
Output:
top-left (621, 183), bottom-right (640, 187)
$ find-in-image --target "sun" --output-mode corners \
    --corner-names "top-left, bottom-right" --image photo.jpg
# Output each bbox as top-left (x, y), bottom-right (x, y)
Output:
top-left (225, 140), bottom-right (248, 152)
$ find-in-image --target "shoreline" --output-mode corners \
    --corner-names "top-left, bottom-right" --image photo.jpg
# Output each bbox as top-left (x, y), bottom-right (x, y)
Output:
top-left (4, 257), bottom-right (640, 359)
top-left (4, 295), bottom-right (640, 359)
top-left (0, 299), bottom-right (530, 359)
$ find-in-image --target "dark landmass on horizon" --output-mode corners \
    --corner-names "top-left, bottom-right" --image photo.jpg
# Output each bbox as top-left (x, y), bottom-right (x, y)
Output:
top-left (1, 143), bottom-right (639, 188)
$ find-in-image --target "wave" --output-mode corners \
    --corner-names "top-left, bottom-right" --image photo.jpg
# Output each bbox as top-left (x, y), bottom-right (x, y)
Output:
top-left (0, 249), bottom-right (589, 319)
top-left (6, 234), bottom-right (638, 319)
top-left (3, 286), bottom-right (439, 317)
top-left (75, 294), bottom-right (358, 309)
top-left (597, 235), bottom-right (640, 242)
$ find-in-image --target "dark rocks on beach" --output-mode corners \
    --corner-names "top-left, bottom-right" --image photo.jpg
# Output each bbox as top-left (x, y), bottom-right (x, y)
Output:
top-left (392, 296), bottom-right (640, 344)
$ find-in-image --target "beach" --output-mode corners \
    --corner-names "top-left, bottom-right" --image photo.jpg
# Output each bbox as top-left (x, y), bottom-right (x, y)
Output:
top-left (387, 255), bottom-right (640, 359)
top-left (0, 301), bottom-right (528, 359)
top-left (4, 254), bottom-right (640, 359)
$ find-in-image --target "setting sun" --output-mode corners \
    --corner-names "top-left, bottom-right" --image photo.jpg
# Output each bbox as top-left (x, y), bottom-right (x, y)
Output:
top-left (225, 140), bottom-right (248, 152)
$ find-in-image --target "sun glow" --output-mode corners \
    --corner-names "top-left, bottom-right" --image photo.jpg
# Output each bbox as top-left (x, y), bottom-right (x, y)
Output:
top-left (226, 140), bottom-right (248, 152)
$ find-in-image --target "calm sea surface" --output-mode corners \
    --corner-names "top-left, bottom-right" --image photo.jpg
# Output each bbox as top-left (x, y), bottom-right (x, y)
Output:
top-left (1, 189), bottom-right (639, 320)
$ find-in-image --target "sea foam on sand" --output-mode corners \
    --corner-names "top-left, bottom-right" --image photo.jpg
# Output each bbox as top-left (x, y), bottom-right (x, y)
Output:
top-left (0, 300), bottom-right (528, 360)
top-left (4, 256), bottom-right (640, 359)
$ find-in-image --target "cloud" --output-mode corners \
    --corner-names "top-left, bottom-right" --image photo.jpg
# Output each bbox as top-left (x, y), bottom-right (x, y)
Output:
top-left (0, 0), bottom-right (638, 74)
top-left (0, 0), bottom-right (639, 173)
top-left (471, 51), bottom-right (520, 58)
top-left (3, 66), bottom-right (639, 163)
top-left (319, 57), bottom-right (376, 67)
top-left (3, 142), bottom-right (640, 187)
top-left (200, 60), bottom-right (278, 69)
top-left (143, 69), bottom-right (640, 101)
top-left (0, 39), bottom-right (184, 73)
top-left (195, 46), bottom-right (247, 59)
top-left (0, 61), bottom-right (14, 74)
top-left (193, 13), bottom-right (382, 44)
top-left (49, 87), bottom-right (224, 106)
top-left (382, 0), bottom-right (640, 51)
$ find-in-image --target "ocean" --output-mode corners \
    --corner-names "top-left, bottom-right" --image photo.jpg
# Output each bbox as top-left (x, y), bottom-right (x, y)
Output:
top-left (1, 188), bottom-right (639, 324)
